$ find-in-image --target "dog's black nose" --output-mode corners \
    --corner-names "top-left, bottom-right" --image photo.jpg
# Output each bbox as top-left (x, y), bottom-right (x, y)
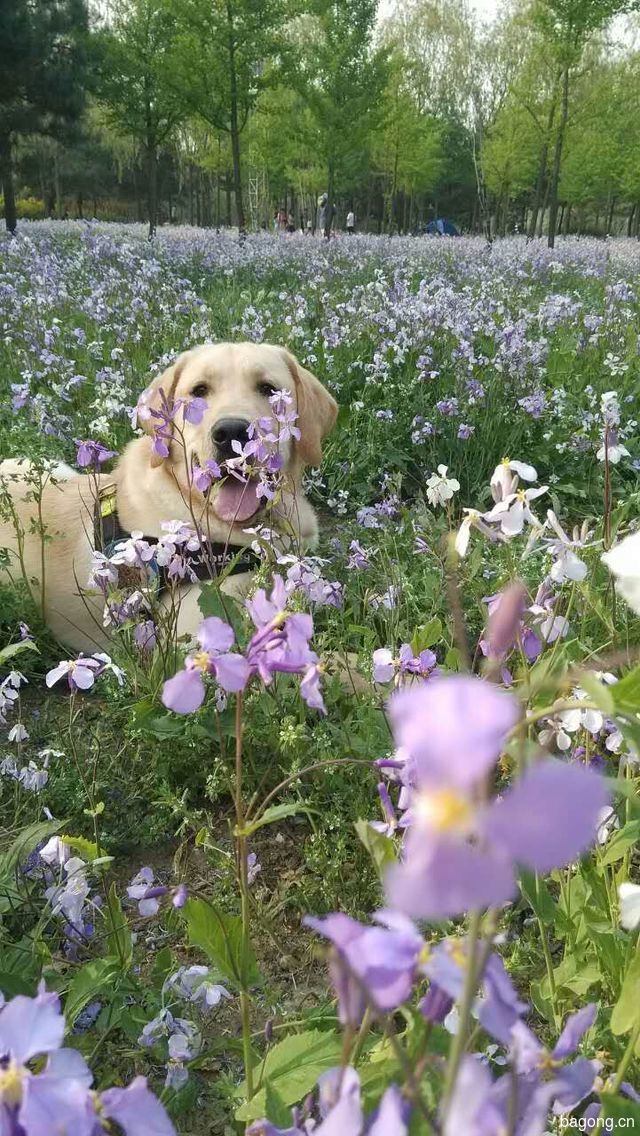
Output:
top-left (212, 418), bottom-right (250, 458)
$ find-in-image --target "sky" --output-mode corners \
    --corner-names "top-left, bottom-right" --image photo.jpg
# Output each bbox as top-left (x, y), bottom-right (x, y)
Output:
top-left (378, 0), bottom-right (499, 24)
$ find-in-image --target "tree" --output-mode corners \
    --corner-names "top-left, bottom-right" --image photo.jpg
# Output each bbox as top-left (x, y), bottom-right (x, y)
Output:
top-left (0, 0), bottom-right (88, 233)
top-left (374, 54), bottom-right (443, 231)
top-left (170, 0), bottom-right (283, 233)
top-left (292, 0), bottom-right (388, 236)
top-left (532, 0), bottom-right (639, 246)
top-left (94, 0), bottom-right (184, 237)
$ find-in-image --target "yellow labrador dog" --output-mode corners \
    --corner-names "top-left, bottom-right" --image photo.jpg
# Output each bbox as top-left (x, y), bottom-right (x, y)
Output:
top-left (0, 343), bottom-right (337, 653)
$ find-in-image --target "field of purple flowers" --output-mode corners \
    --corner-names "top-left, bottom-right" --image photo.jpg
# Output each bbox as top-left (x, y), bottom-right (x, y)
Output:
top-left (1, 221), bottom-right (640, 1135)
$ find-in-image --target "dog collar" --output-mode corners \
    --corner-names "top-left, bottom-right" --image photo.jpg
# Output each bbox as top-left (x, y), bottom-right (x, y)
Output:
top-left (94, 486), bottom-right (261, 591)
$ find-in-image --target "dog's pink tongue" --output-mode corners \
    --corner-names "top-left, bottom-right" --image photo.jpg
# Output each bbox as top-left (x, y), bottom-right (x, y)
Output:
top-left (215, 477), bottom-right (261, 523)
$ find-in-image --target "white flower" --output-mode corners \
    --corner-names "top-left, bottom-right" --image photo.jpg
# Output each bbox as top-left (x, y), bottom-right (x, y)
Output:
top-left (619, 882), bottom-right (640, 931)
top-left (426, 465), bottom-right (460, 508)
top-left (40, 836), bottom-right (72, 867)
top-left (485, 486), bottom-right (548, 537)
top-left (601, 531), bottom-right (640, 614)
top-left (596, 806), bottom-right (619, 845)
top-left (454, 508), bottom-right (502, 557)
top-left (544, 510), bottom-right (589, 584)
top-left (596, 439), bottom-right (630, 464)
top-left (490, 459), bottom-right (537, 503)
top-left (8, 723), bottom-right (28, 743)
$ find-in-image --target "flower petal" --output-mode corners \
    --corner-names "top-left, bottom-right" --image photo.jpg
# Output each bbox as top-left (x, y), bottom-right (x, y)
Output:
top-left (488, 760), bottom-right (608, 873)
top-left (385, 834), bottom-right (516, 920)
top-left (162, 669), bottom-right (205, 714)
top-left (197, 616), bottom-right (235, 654)
top-left (390, 676), bottom-right (520, 790)
top-left (552, 1003), bottom-right (597, 1060)
top-left (20, 1073), bottom-right (95, 1136)
top-left (101, 1076), bottom-right (176, 1136)
top-left (0, 989), bottom-right (64, 1063)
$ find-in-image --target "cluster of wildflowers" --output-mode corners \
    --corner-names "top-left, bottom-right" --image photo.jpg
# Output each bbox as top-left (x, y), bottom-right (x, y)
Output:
top-left (162, 575), bottom-right (325, 714)
top-left (0, 747), bottom-right (60, 793)
top-left (127, 866), bottom-right (188, 916)
top-left (0, 984), bottom-right (175, 1134)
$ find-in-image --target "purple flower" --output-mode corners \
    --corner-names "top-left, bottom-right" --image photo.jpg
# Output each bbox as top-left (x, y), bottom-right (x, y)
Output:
top-left (127, 868), bottom-right (187, 918)
top-left (75, 439), bottom-right (116, 468)
top-left (485, 582), bottom-right (528, 660)
top-left (100, 1076), bottom-right (176, 1135)
top-left (162, 616), bottom-right (251, 714)
top-left (347, 540), bottom-right (371, 570)
top-left (422, 938), bottom-right (528, 1045)
top-left (385, 676), bottom-right (608, 920)
top-left (511, 1004), bottom-right (600, 1116)
top-left (46, 656), bottom-right (102, 691)
top-left (304, 910), bottom-right (423, 1026)
top-left (0, 986), bottom-right (175, 1135)
top-left (182, 396), bottom-right (208, 424)
top-left (192, 459), bottom-right (223, 492)
top-left (245, 576), bottom-right (324, 710)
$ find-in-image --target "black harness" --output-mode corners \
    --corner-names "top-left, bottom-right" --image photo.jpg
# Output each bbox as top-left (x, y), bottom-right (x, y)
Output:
top-left (94, 487), bottom-right (261, 594)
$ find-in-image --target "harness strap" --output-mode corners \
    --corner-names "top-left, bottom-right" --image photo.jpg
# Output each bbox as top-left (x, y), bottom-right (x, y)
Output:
top-left (94, 486), bottom-right (261, 593)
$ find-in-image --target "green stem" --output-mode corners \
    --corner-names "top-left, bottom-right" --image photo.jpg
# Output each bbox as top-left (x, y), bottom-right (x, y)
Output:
top-left (536, 911), bottom-right (559, 1029)
top-left (234, 691), bottom-right (254, 1101)
top-left (442, 909), bottom-right (483, 1108)
top-left (610, 1012), bottom-right (640, 1094)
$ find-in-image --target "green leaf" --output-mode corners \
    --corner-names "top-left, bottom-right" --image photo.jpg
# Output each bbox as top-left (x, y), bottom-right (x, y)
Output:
top-left (104, 883), bottom-right (132, 967)
top-left (0, 970), bottom-right (35, 996)
top-left (612, 664), bottom-right (640, 713)
top-left (355, 819), bottom-right (397, 880)
top-left (235, 1029), bottom-right (342, 1122)
top-left (519, 870), bottom-right (557, 925)
top-left (59, 835), bottom-right (100, 862)
top-left (198, 583), bottom-right (245, 640)
top-left (598, 820), bottom-right (640, 867)
top-left (182, 898), bottom-right (260, 990)
top-left (241, 802), bottom-right (315, 836)
top-left (0, 639), bottom-right (39, 664)
top-left (151, 946), bottom-right (175, 989)
top-left (411, 616), bottom-right (442, 653)
top-left (611, 948), bottom-right (640, 1035)
top-left (600, 1093), bottom-right (640, 1124)
top-left (264, 1082), bottom-right (293, 1128)
top-left (65, 957), bottom-right (120, 1027)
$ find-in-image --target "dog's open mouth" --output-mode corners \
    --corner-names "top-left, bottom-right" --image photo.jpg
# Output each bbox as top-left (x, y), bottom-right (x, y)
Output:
top-left (213, 473), bottom-right (262, 523)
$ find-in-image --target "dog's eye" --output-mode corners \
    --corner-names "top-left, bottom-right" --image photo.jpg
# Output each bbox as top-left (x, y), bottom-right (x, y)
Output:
top-left (258, 381), bottom-right (278, 399)
top-left (191, 383), bottom-right (209, 398)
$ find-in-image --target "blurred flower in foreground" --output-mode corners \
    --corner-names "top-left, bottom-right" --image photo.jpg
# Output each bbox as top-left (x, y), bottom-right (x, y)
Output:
top-left (601, 531), bottom-right (640, 614)
top-left (385, 676), bottom-right (608, 920)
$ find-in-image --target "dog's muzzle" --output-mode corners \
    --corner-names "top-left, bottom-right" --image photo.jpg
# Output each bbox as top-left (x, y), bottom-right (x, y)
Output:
top-left (212, 418), bottom-right (250, 461)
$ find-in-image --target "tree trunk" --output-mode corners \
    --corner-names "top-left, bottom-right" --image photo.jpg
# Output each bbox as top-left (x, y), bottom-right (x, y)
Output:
top-left (0, 133), bottom-right (17, 234)
top-left (627, 203), bottom-right (635, 236)
top-left (324, 159), bottom-right (335, 239)
top-left (547, 65), bottom-right (570, 249)
top-left (528, 93), bottom-right (558, 240)
top-left (607, 194), bottom-right (616, 235)
top-left (562, 203), bottom-right (572, 235)
top-left (558, 202), bottom-right (565, 234)
top-left (226, 0), bottom-right (245, 234)
top-left (76, 193), bottom-right (83, 218)
top-left (147, 144), bottom-right (158, 238)
top-left (225, 173), bottom-right (232, 226)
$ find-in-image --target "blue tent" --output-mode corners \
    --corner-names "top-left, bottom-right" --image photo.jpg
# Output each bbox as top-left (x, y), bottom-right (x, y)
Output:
top-left (425, 218), bottom-right (459, 236)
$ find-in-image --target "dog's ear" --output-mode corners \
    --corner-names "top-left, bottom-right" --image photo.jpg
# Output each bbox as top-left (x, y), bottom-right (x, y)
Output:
top-left (136, 351), bottom-right (191, 468)
top-left (281, 348), bottom-right (338, 467)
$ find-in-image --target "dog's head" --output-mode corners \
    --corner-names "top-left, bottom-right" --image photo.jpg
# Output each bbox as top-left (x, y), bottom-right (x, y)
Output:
top-left (136, 342), bottom-right (337, 524)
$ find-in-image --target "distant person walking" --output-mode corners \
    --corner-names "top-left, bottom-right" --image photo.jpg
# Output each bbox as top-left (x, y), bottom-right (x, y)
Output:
top-left (318, 193), bottom-right (328, 236)
top-left (346, 209), bottom-right (355, 235)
